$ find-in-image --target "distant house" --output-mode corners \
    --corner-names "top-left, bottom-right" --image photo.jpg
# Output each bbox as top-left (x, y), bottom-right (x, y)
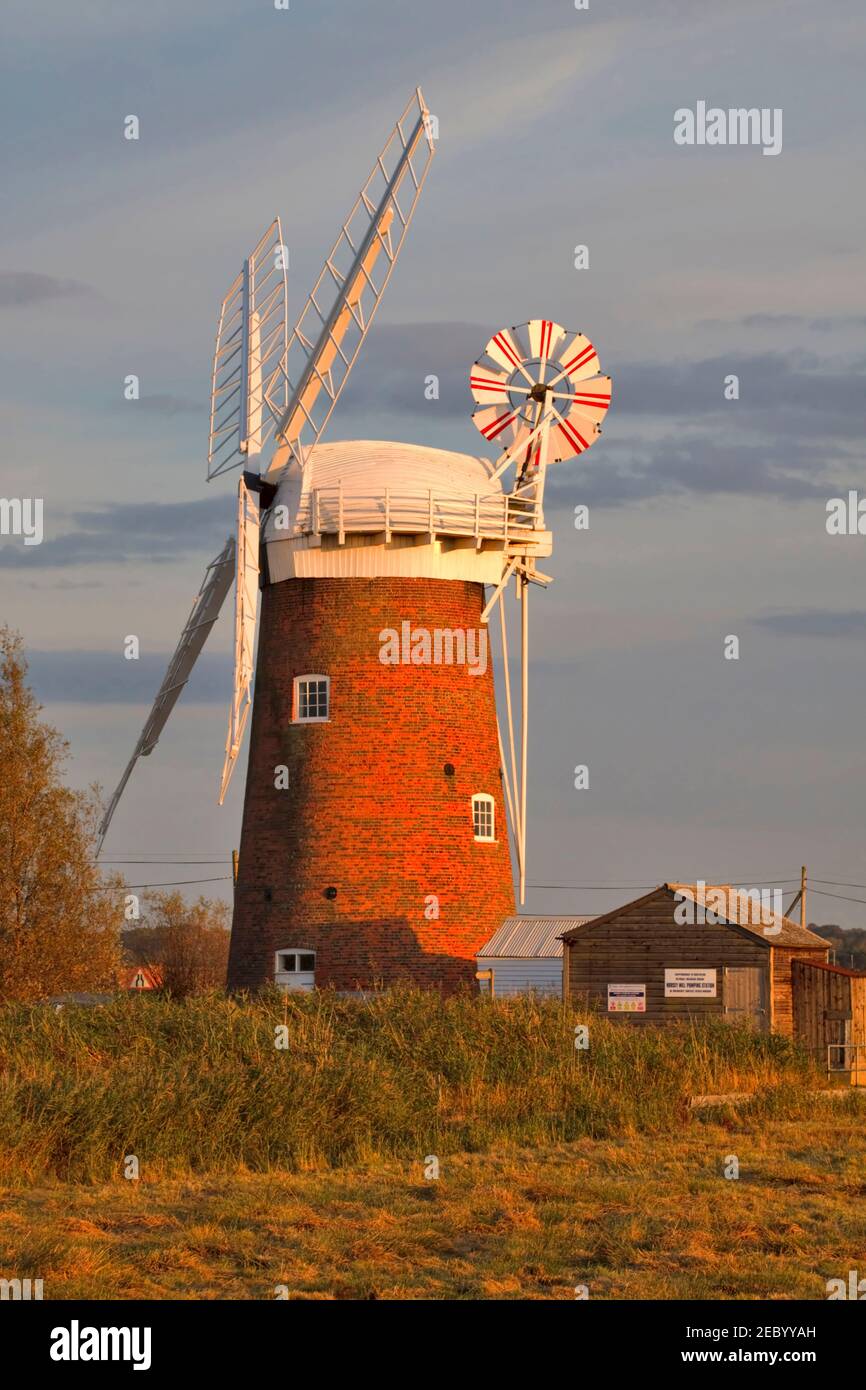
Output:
top-left (117, 965), bottom-right (162, 992)
top-left (477, 916), bottom-right (594, 997)
top-left (560, 883), bottom-right (830, 1035)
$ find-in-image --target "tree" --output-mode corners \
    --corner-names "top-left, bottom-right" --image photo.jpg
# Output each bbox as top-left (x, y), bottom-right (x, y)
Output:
top-left (0, 628), bottom-right (122, 1000)
top-left (136, 891), bottom-right (230, 997)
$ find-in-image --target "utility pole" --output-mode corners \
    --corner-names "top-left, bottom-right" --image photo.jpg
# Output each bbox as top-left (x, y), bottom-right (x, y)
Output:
top-left (232, 849), bottom-right (239, 886)
top-left (800, 864), bottom-right (807, 930)
top-left (784, 864), bottom-right (808, 924)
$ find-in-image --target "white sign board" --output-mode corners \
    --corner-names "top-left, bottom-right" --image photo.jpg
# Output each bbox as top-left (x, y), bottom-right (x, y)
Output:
top-left (664, 968), bottom-right (717, 998)
top-left (608, 983), bottom-right (646, 1013)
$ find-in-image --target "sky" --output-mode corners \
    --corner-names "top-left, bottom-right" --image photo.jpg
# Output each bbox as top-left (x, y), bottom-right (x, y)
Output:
top-left (2, 0), bottom-right (866, 929)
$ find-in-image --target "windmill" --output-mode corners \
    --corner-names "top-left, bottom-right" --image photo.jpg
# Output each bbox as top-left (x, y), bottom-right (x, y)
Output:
top-left (98, 90), bottom-right (611, 994)
top-left (469, 321), bottom-right (612, 903)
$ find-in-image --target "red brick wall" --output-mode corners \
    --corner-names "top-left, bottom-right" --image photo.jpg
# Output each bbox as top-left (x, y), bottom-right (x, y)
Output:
top-left (227, 576), bottom-right (515, 992)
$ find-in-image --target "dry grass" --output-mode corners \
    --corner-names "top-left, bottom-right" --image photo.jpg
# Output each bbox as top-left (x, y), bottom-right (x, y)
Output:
top-left (0, 991), bottom-right (827, 1183)
top-left (2, 1103), bottom-right (864, 1300)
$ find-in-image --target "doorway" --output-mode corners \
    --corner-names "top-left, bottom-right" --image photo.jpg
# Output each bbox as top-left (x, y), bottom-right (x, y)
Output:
top-left (724, 965), bottom-right (768, 1030)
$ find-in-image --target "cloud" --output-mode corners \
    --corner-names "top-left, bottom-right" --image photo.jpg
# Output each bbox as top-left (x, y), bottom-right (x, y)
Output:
top-left (0, 270), bottom-right (96, 308)
top-left (752, 610), bottom-right (866, 638)
top-left (0, 496), bottom-right (232, 568)
top-left (339, 320), bottom-right (485, 420)
top-left (26, 648), bottom-right (232, 704)
top-left (346, 332), bottom-right (865, 438)
top-left (580, 353), bottom-right (865, 438)
top-left (699, 313), bottom-right (866, 333)
top-left (112, 393), bottom-right (202, 416)
top-left (543, 435), bottom-right (840, 507)
top-left (342, 328), bottom-right (864, 505)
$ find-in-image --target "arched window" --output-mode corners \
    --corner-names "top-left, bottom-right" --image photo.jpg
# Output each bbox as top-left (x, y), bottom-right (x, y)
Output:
top-left (472, 793), bottom-right (495, 842)
top-left (293, 674), bottom-right (330, 723)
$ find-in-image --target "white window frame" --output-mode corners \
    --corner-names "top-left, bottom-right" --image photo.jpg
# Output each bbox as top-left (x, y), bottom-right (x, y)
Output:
top-left (472, 793), bottom-right (496, 842)
top-left (274, 948), bottom-right (317, 976)
top-left (292, 674), bottom-right (330, 724)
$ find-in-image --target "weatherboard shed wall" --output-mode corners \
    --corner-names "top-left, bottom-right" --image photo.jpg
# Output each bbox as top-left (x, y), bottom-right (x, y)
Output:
top-left (560, 885), bottom-right (829, 1035)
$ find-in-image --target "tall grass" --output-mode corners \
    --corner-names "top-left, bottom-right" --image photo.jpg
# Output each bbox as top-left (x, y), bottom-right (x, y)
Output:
top-left (0, 989), bottom-right (823, 1183)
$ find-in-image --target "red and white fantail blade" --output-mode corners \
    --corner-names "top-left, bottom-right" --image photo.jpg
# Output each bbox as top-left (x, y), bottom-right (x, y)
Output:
top-left (472, 403), bottom-right (532, 449)
top-left (526, 318), bottom-right (568, 367)
top-left (483, 327), bottom-right (531, 380)
top-left (554, 332), bottom-right (600, 384)
top-left (469, 364), bottom-right (514, 406)
top-left (550, 405), bottom-right (601, 462)
top-left (557, 374), bottom-right (612, 428)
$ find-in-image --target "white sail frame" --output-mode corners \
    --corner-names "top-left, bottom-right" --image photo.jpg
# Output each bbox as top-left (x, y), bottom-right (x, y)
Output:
top-left (219, 478), bottom-right (260, 803)
top-left (96, 537), bottom-right (236, 855)
top-left (208, 218), bottom-right (289, 479)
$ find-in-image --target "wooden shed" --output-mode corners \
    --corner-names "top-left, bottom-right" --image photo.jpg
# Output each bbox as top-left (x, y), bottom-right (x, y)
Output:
top-left (792, 958), bottom-right (866, 1083)
top-left (476, 916), bottom-right (593, 997)
top-left (560, 882), bottom-right (830, 1035)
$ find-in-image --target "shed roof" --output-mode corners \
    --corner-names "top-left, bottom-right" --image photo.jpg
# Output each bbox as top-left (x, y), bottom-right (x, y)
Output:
top-left (478, 916), bottom-right (594, 959)
top-left (791, 957), bottom-right (866, 980)
top-left (667, 883), bottom-right (831, 949)
top-left (559, 884), bottom-right (831, 951)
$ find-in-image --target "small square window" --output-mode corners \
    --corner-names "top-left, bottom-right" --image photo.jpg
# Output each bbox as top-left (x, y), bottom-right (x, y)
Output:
top-left (294, 675), bottom-right (329, 723)
top-left (299, 953), bottom-right (315, 971)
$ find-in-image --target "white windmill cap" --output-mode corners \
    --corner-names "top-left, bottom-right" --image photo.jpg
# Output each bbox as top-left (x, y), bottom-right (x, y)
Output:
top-left (299, 438), bottom-right (500, 497)
top-left (263, 438), bottom-right (519, 586)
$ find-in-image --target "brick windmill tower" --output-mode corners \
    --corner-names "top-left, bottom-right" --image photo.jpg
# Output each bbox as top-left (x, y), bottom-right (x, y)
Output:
top-left (97, 89), bottom-right (611, 994)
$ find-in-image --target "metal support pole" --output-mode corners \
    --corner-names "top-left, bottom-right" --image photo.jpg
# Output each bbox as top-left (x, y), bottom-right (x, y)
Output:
top-left (519, 575), bottom-right (528, 906)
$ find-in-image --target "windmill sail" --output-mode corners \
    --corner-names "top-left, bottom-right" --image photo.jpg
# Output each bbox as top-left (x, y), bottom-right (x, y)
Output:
top-left (96, 537), bottom-right (236, 854)
top-left (264, 88), bottom-right (436, 478)
top-left (219, 478), bottom-right (260, 803)
top-left (208, 218), bottom-right (289, 480)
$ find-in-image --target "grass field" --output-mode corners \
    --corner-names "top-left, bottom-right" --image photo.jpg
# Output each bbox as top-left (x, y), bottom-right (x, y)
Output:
top-left (2, 1107), bottom-right (864, 1299)
top-left (1, 992), bottom-right (861, 1299)
top-left (0, 990), bottom-right (829, 1183)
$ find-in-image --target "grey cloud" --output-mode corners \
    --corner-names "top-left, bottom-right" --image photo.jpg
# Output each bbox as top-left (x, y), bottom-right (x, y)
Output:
top-left (345, 328), bottom-right (865, 442)
top-left (131, 394), bottom-right (202, 416)
top-left (603, 354), bottom-right (864, 437)
top-left (752, 610), bottom-right (866, 638)
top-left (0, 270), bottom-right (96, 307)
top-left (543, 433), bottom-right (853, 507)
top-left (26, 648), bottom-right (232, 704)
top-left (339, 321), bottom-right (486, 421)
top-left (699, 314), bottom-right (866, 333)
top-left (0, 495), bottom-right (232, 568)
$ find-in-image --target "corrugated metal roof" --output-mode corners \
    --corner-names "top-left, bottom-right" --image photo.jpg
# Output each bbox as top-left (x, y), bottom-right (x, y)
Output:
top-left (666, 883), bottom-right (831, 950)
top-left (477, 916), bottom-right (594, 959)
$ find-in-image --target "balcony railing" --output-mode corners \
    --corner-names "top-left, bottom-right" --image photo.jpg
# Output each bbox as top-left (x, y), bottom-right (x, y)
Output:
top-left (294, 488), bottom-right (541, 545)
